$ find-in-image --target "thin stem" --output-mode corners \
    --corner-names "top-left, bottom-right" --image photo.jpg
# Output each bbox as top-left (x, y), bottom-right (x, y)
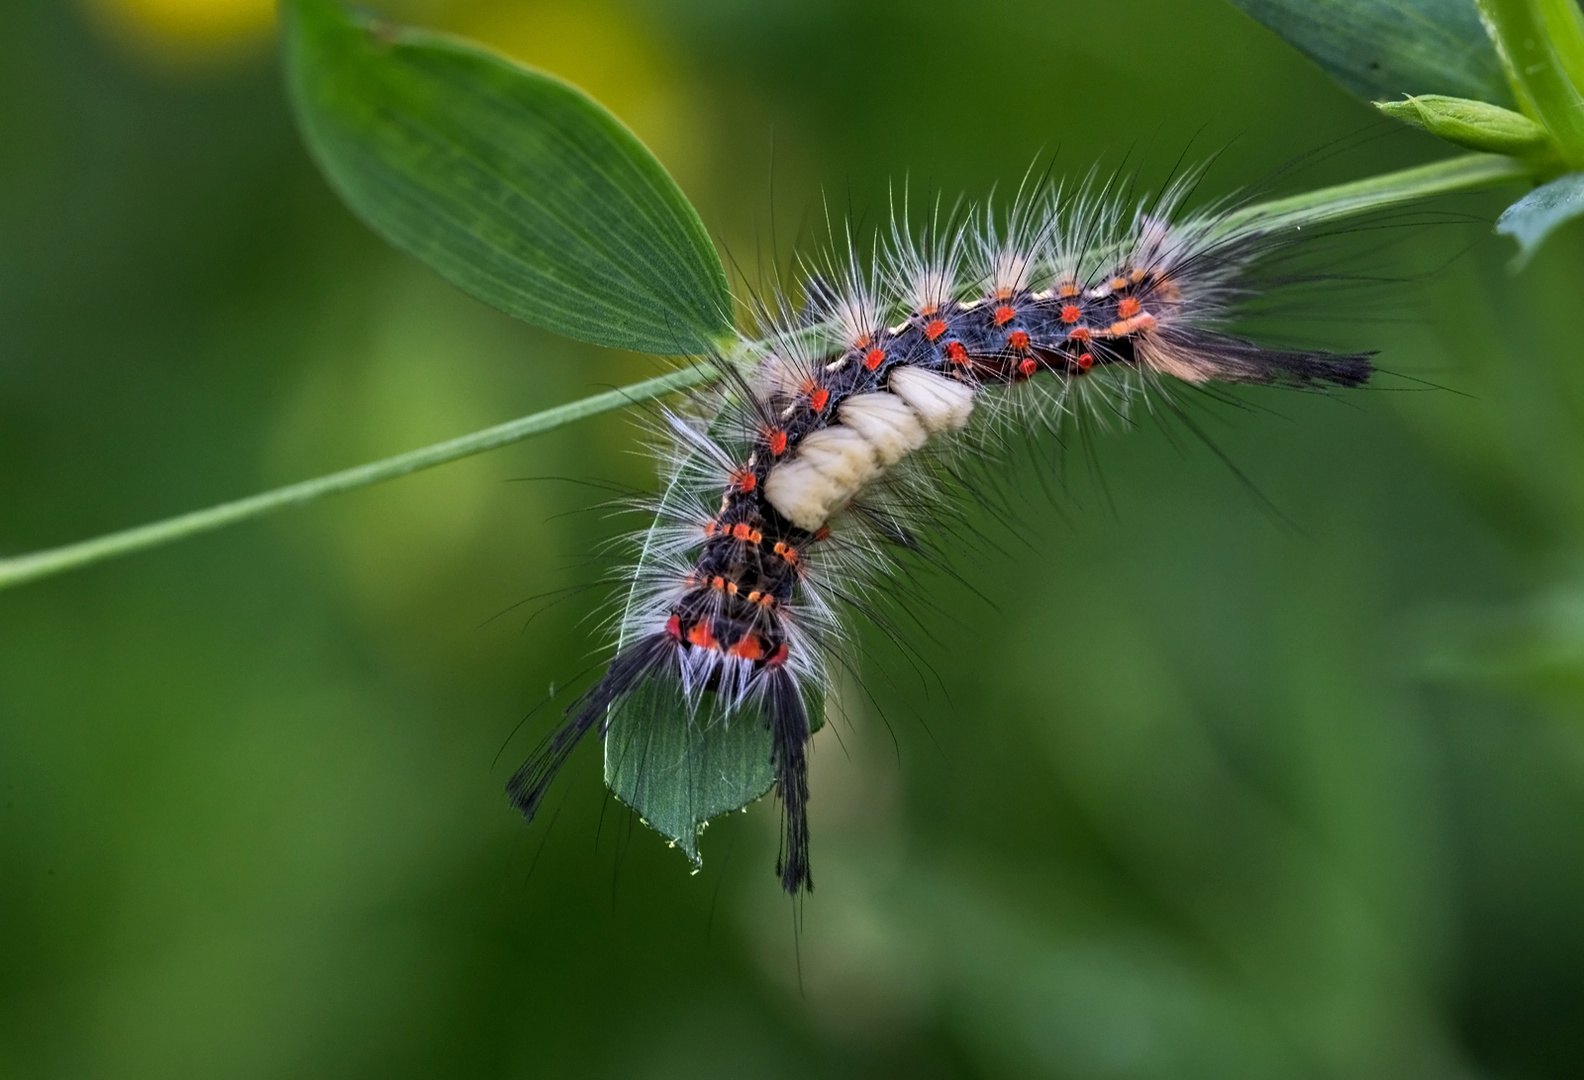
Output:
top-left (0, 363), bottom-right (715, 592)
top-left (1218, 152), bottom-right (1533, 233)
top-left (0, 153), bottom-right (1539, 595)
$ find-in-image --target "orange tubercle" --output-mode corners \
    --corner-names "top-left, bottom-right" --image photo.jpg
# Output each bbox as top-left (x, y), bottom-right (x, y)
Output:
top-left (864, 348), bottom-right (886, 371)
top-left (1106, 312), bottom-right (1157, 337)
top-left (923, 319), bottom-right (948, 341)
top-left (994, 305), bottom-right (1017, 326)
top-left (729, 634), bottom-right (765, 662)
top-left (687, 620), bottom-right (718, 650)
top-left (1060, 305), bottom-right (1082, 324)
top-left (1117, 296), bottom-right (1141, 319)
top-left (810, 387), bottom-right (830, 412)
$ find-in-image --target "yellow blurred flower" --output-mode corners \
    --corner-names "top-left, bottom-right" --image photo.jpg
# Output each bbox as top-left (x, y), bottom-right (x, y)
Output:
top-left (82, 0), bottom-right (276, 70)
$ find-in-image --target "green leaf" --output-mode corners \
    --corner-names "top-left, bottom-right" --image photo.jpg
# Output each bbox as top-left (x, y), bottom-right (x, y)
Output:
top-left (1496, 170), bottom-right (1584, 265)
top-left (1376, 95), bottom-right (1554, 156)
top-left (604, 686), bottom-right (772, 867)
top-left (604, 683), bottom-right (825, 865)
top-left (1227, 0), bottom-right (1514, 106)
top-left (281, 0), bottom-right (732, 355)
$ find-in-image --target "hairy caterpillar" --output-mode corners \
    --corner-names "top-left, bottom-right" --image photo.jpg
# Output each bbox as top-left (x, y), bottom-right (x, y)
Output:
top-left (507, 171), bottom-right (1373, 895)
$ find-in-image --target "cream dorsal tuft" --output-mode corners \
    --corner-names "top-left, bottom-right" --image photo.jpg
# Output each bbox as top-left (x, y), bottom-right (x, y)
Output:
top-left (764, 376), bottom-right (975, 531)
top-left (888, 367), bottom-right (975, 433)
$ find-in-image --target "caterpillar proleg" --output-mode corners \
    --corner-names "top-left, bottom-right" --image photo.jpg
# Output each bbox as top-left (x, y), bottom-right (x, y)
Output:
top-left (507, 171), bottom-right (1374, 895)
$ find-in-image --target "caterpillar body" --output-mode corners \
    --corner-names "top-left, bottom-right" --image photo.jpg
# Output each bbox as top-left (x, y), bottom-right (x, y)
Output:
top-left (508, 175), bottom-right (1374, 895)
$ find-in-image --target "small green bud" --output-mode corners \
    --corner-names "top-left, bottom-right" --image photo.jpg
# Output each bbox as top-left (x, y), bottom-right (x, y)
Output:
top-left (1376, 94), bottom-right (1554, 157)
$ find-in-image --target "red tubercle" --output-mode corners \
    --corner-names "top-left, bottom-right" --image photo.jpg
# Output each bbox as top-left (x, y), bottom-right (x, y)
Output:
top-left (1008, 329), bottom-right (1030, 351)
top-left (809, 387), bottom-right (830, 412)
top-left (731, 468), bottom-right (757, 493)
top-left (864, 348), bottom-right (886, 371)
top-left (664, 615), bottom-right (682, 640)
top-left (945, 341), bottom-right (969, 365)
top-left (923, 318), bottom-right (948, 341)
top-left (1018, 357), bottom-right (1038, 378)
top-left (1068, 326), bottom-right (1091, 342)
top-left (813, 526), bottom-right (831, 542)
top-left (767, 428), bottom-right (788, 456)
top-left (1060, 305), bottom-right (1082, 324)
top-left (1077, 352), bottom-right (1094, 371)
top-left (993, 305), bottom-right (1017, 327)
top-left (766, 643), bottom-right (790, 669)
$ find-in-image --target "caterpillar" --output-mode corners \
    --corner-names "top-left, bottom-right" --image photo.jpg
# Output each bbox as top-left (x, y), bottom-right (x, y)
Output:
top-left (507, 171), bottom-right (1374, 895)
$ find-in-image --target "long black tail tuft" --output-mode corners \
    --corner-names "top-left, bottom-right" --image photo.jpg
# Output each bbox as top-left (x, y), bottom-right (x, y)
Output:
top-left (766, 668), bottom-right (813, 895)
top-left (1141, 326), bottom-right (1374, 389)
top-left (507, 633), bottom-right (677, 824)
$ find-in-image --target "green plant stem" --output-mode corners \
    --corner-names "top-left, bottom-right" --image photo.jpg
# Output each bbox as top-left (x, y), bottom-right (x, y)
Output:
top-left (1476, 0), bottom-right (1584, 167)
top-left (0, 363), bottom-right (715, 593)
top-left (1535, 0), bottom-right (1584, 100)
top-left (1219, 152), bottom-right (1532, 233)
top-left (0, 152), bottom-right (1539, 595)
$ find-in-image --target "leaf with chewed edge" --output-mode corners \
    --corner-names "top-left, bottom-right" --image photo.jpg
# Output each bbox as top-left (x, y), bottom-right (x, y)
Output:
top-left (604, 679), bottom-right (823, 864)
top-left (1227, 0), bottom-right (1514, 107)
top-left (282, 0), bottom-right (732, 355)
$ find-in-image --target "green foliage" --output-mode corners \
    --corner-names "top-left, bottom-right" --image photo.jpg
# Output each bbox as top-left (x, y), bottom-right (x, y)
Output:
top-left (1226, 0), bottom-right (1513, 104)
top-left (1375, 95), bottom-right (1553, 157)
top-left (1232, 0), bottom-right (1584, 261)
top-left (281, 0), bottom-right (732, 355)
top-left (1475, 0), bottom-right (1584, 166)
top-left (604, 685), bottom-right (779, 864)
top-left (1496, 170), bottom-right (1584, 263)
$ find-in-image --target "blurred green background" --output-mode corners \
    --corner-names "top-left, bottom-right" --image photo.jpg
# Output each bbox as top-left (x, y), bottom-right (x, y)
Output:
top-left (5, 0), bottom-right (1584, 1076)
